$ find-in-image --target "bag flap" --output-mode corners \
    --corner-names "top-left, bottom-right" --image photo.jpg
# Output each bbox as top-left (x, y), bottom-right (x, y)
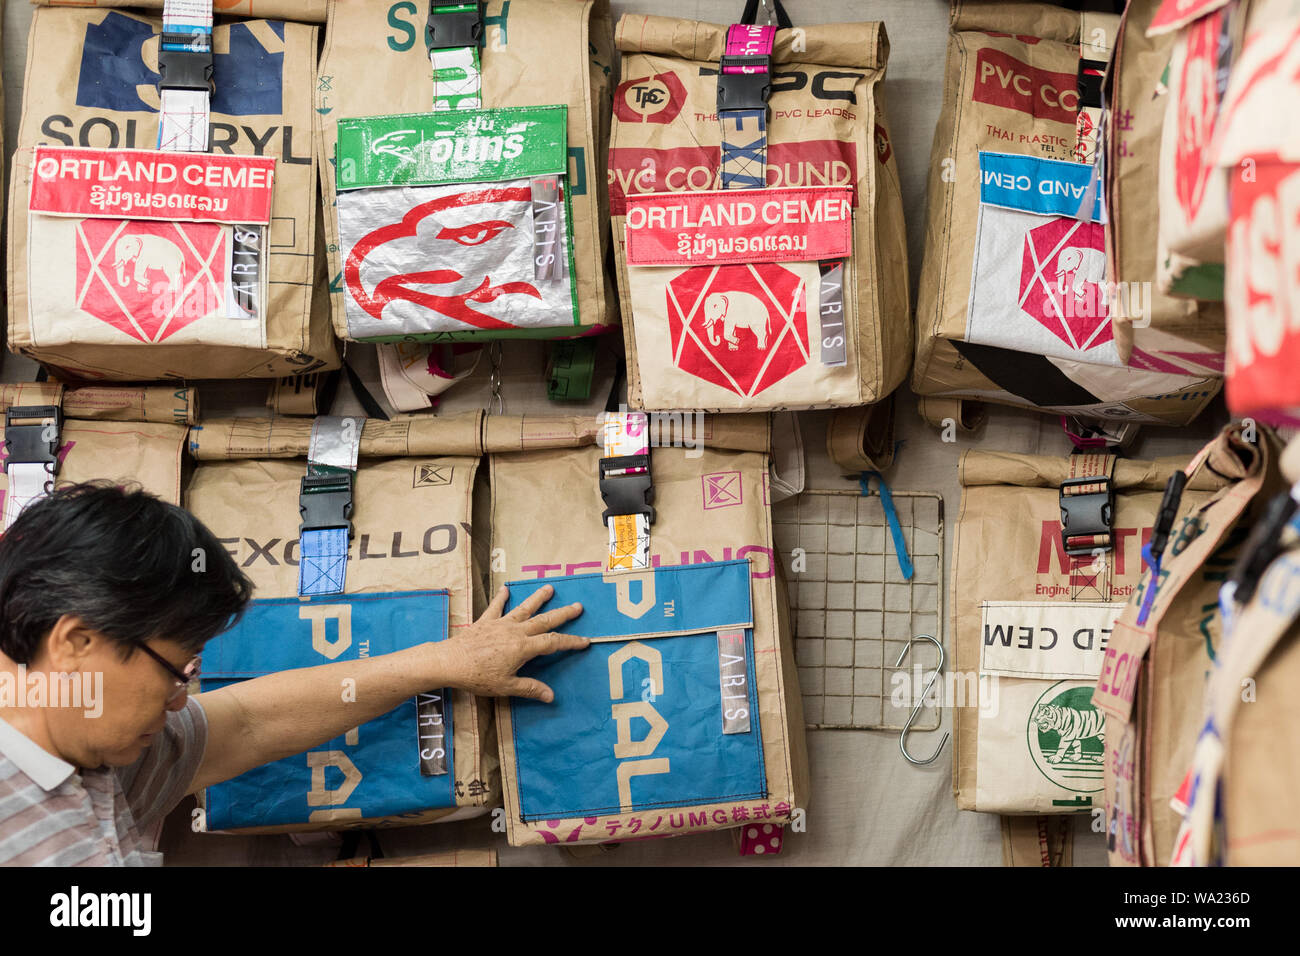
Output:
top-left (186, 414), bottom-right (485, 460)
top-left (506, 560), bottom-right (766, 821)
top-left (959, 450), bottom-right (1229, 492)
top-left (950, 0), bottom-right (1085, 44)
top-left (614, 13), bottom-right (887, 71)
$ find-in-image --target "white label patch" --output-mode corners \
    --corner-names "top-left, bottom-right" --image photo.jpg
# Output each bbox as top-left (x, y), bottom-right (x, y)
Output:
top-left (980, 601), bottom-right (1125, 681)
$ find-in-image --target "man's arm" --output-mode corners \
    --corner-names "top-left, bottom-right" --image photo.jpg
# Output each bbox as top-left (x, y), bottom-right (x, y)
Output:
top-left (188, 583), bottom-right (585, 794)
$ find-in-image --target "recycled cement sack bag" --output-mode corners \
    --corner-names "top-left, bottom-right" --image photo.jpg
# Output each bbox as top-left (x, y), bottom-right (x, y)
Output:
top-left (1105, 0), bottom-right (1226, 381)
top-left (317, 0), bottom-right (616, 348)
top-left (1211, 0), bottom-right (1300, 426)
top-left (914, 1), bottom-right (1221, 426)
top-left (489, 413), bottom-right (807, 847)
top-left (608, 8), bottom-right (910, 413)
top-left (1170, 438), bottom-right (1300, 865)
top-left (1146, 0), bottom-right (1245, 299)
top-left (31, 1), bottom-right (327, 21)
top-left (0, 383), bottom-right (191, 528)
top-left (7, 7), bottom-right (337, 381)
top-left (187, 413), bottom-right (495, 833)
top-left (953, 449), bottom-right (1223, 815)
top-left (1093, 424), bottom-right (1284, 866)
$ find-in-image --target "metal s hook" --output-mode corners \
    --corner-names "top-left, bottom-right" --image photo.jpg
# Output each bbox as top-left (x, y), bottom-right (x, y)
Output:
top-left (760, 0), bottom-right (775, 27)
top-left (895, 634), bottom-right (950, 766)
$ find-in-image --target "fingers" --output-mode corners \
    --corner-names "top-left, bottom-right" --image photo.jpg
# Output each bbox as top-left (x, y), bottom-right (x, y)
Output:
top-left (481, 585), bottom-right (509, 621)
top-left (502, 676), bottom-right (556, 704)
top-left (524, 601), bottom-right (584, 635)
top-left (507, 583), bottom-right (555, 622)
top-left (528, 632), bottom-right (591, 656)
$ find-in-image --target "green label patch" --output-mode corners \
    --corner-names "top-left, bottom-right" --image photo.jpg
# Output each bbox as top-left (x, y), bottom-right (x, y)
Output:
top-left (336, 106), bottom-right (568, 190)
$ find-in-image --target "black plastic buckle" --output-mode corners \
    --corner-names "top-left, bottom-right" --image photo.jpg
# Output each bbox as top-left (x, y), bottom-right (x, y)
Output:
top-left (426, 1), bottom-right (486, 52)
top-left (299, 472), bottom-right (354, 538)
top-left (157, 34), bottom-right (214, 93)
top-left (717, 55), bottom-right (773, 114)
top-left (1059, 475), bottom-right (1114, 557)
top-left (1227, 490), bottom-right (1298, 606)
top-left (3, 406), bottom-right (62, 474)
top-left (1147, 471), bottom-right (1188, 563)
top-left (599, 455), bottom-right (655, 525)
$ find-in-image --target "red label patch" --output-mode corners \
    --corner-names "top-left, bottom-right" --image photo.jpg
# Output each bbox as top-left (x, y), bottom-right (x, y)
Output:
top-left (666, 263), bottom-right (809, 397)
top-left (75, 219), bottom-right (229, 343)
top-left (971, 49), bottom-right (1080, 127)
top-left (30, 147), bottom-right (275, 225)
top-left (625, 187), bottom-right (853, 266)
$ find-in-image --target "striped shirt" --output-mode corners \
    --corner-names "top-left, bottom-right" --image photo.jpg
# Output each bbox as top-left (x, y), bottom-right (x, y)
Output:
top-left (0, 698), bottom-right (207, 866)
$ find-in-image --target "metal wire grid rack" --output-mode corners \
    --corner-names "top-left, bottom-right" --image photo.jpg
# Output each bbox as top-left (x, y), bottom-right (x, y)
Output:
top-left (773, 489), bottom-right (944, 732)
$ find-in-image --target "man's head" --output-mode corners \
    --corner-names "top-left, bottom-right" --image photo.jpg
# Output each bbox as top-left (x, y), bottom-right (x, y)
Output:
top-left (0, 483), bottom-right (252, 768)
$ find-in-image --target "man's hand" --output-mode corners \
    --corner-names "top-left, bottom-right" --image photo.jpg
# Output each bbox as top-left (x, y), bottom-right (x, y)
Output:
top-left (439, 583), bottom-right (588, 703)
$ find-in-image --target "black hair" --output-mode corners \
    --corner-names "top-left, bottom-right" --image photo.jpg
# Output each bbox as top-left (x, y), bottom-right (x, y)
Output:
top-left (0, 482), bottom-right (253, 664)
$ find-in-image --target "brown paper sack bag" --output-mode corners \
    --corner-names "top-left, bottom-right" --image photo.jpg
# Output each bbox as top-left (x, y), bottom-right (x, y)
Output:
top-left (1146, 0), bottom-right (1246, 299)
top-left (1105, 0), bottom-right (1226, 372)
top-left (316, 0), bottom-right (616, 342)
top-left (1093, 424), bottom-right (1284, 866)
top-left (1173, 451), bottom-right (1300, 865)
top-left (184, 413), bottom-right (497, 833)
top-left (953, 449), bottom-right (1224, 816)
top-left (32, 0), bottom-right (327, 21)
top-left (914, 1), bottom-right (1221, 426)
top-left (7, 7), bottom-right (338, 381)
top-left (0, 383), bottom-right (188, 513)
top-left (488, 414), bottom-right (808, 847)
top-left (608, 13), bottom-right (910, 413)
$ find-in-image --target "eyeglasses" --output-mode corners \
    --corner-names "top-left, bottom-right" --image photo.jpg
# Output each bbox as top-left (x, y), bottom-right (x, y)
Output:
top-left (137, 643), bottom-right (201, 702)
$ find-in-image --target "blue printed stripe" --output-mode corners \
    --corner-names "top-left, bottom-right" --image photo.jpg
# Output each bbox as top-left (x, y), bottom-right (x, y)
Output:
top-left (978, 151), bottom-right (1104, 222)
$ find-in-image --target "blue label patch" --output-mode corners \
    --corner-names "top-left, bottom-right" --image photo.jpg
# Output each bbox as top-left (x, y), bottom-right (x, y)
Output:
top-left (506, 561), bottom-right (766, 821)
top-left (978, 151), bottom-right (1104, 222)
top-left (76, 13), bottom-right (285, 116)
top-left (201, 590), bottom-right (454, 829)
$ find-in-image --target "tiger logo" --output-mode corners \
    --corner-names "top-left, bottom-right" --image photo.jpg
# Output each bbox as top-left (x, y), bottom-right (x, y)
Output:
top-left (1031, 703), bottom-right (1106, 765)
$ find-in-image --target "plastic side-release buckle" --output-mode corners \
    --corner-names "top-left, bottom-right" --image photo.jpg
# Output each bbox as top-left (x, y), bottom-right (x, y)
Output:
top-left (717, 55), bottom-right (773, 114)
top-left (598, 455), bottom-right (655, 526)
top-left (426, 1), bottom-right (486, 51)
top-left (299, 472), bottom-right (355, 538)
top-left (1059, 475), bottom-right (1114, 557)
top-left (1148, 471), bottom-right (1188, 562)
top-left (3, 405), bottom-right (62, 473)
top-left (158, 34), bottom-right (214, 93)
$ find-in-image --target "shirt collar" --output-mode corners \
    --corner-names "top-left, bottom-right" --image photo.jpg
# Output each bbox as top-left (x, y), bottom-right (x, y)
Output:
top-left (0, 715), bottom-right (77, 792)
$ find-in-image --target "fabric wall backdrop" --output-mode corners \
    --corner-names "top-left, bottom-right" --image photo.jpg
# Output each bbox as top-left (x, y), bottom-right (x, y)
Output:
top-left (0, 0), bottom-right (1226, 866)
